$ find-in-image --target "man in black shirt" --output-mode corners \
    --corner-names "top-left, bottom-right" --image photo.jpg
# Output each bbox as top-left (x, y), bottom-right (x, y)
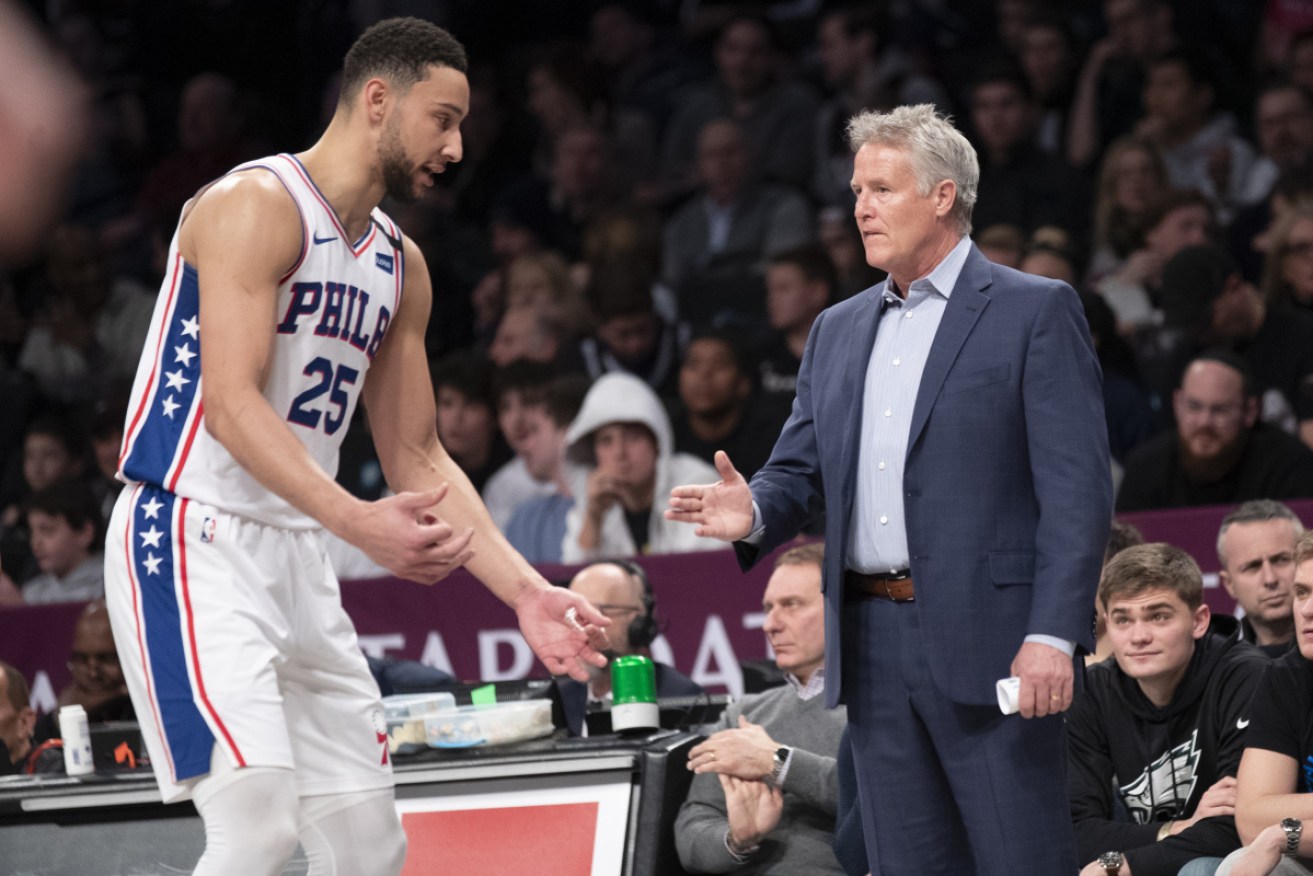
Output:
top-left (757, 245), bottom-right (835, 417)
top-left (671, 327), bottom-right (785, 480)
top-left (1159, 245), bottom-right (1313, 449)
top-left (1072, 543), bottom-right (1268, 876)
top-left (968, 65), bottom-right (1091, 239)
top-left (1214, 531), bottom-right (1313, 875)
top-left (554, 560), bottom-right (704, 735)
top-left (1218, 501), bottom-right (1305, 658)
top-left (1118, 352), bottom-right (1313, 511)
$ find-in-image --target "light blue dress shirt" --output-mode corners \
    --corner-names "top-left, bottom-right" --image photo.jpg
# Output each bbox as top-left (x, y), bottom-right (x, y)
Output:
top-left (846, 235), bottom-right (971, 573)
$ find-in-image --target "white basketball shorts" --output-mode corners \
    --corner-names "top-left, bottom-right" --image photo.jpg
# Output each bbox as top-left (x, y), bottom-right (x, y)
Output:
top-left (104, 483), bottom-right (393, 803)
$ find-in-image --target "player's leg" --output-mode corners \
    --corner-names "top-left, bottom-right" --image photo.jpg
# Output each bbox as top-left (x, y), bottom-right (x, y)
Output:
top-left (284, 531), bottom-right (405, 873)
top-left (192, 746), bottom-right (301, 876)
top-left (298, 788), bottom-right (408, 876)
top-left (105, 489), bottom-right (306, 872)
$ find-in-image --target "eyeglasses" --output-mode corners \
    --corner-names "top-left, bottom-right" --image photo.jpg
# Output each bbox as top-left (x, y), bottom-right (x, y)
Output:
top-left (594, 604), bottom-right (643, 619)
top-left (1178, 398), bottom-right (1244, 421)
top-left (68, 651), bottom-right (119, 671)
top-left (1283, 241), bottom-right (1313, 259)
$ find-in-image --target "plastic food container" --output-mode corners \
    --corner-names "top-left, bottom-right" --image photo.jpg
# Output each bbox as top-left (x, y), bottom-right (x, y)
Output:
top-left (423, 699), bottom-right (554, 749)
top-left (384, 692), bottom-right (457, 755)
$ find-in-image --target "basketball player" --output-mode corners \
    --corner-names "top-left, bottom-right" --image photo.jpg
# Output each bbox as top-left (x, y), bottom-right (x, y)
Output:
top-left (102, 19), bottom-right (609, 876)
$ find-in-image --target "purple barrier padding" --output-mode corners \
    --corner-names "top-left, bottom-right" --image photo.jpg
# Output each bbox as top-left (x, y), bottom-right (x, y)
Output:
top-left (6, 499), bottom-right (1312, 704)
top-left (340, 546), bottom-right (777, 693)
top-left (0, 600), bottom-right (86, 708)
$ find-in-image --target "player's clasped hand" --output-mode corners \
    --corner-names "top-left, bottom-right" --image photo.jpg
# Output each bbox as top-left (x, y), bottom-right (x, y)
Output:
top-left (355, 485), bottom-right (475, 584)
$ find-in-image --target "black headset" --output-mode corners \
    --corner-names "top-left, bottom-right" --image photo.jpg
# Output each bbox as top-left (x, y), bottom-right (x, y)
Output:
top-left (606, 558), bottom-right (659, 649)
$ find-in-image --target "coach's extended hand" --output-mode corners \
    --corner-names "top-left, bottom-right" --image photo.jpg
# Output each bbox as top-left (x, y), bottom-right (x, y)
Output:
top-left (665, 451), bottom-right (754, 542)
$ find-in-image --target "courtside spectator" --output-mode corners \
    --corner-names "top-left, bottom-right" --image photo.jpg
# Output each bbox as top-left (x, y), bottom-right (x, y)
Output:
top-left (1218, 501), bottom-right (1304, 656)
top-left (1071, 544), bottom-right (1266, 875)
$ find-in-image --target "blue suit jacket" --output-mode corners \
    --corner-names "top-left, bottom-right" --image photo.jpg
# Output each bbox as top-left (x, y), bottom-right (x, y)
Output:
top-left (737, 244), bottom-right (1112, 708)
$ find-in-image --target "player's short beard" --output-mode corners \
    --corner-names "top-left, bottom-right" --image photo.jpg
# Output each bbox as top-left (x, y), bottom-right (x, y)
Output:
top-left (379, 118), bottom-right (419, 205)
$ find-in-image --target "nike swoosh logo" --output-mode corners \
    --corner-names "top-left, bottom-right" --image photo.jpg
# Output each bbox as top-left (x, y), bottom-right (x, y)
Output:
top-left (313, 233), bottom-right (338, 245)
top-left (1237, 718), bottom-right (1250, 729)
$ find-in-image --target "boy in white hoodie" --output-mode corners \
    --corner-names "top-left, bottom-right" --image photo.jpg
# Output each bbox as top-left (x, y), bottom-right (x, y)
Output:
top-left (562, 372), bottom-right (724, 561)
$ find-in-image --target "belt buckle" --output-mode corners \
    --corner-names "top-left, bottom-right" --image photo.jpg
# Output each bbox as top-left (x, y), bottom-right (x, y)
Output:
top-left (880, 570), bottom-right (914, 602)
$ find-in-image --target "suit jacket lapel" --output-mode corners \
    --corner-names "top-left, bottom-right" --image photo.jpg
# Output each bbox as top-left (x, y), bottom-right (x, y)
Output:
top-left (907, 247), bottom-right (994, 451)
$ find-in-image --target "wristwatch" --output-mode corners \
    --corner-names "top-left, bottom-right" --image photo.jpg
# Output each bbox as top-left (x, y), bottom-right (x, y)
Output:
top-left (768, 746), bottom-right (791, 787)
top-left (1097, 850), bottom-right (1124, 875)
top-left (1282, 818), bottom-right (1303, 857)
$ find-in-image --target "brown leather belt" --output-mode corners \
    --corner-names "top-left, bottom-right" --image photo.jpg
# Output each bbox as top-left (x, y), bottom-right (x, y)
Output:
top-left (844, 570), bottom-right (915, 602)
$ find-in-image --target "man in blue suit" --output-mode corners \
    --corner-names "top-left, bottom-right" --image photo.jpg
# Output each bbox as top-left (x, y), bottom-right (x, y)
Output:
top-left (668, 104), bottom-right (1112, 875)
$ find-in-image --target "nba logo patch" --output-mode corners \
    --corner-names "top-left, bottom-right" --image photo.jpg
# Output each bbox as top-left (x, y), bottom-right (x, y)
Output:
top-left (200, 517), bottom-right (217, 544)
top-left (375, 252), bottom-right (394, 275)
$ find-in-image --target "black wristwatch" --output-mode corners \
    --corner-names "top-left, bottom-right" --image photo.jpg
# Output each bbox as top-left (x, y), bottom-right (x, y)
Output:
top-left (768, 746), bottom-right (791, 787)
top-left (1282, 818), bottom-right (1303, 857)
top-left (1098, 850), bottom-right (1124, 875)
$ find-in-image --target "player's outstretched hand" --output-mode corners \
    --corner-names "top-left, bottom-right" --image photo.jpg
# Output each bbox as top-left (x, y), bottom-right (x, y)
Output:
top-left (513, 585), bottom-right (611, 683)
top-left (352, 486), bottom-right (475, 585)
top-left (664, 450), bottom-right (754, 542)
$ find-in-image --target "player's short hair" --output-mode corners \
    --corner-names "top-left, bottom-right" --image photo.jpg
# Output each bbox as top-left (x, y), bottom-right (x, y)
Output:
top-left (1098, 543), bottom-right (1203, 611)
top-left (341, 17), bottom-right (468, 103)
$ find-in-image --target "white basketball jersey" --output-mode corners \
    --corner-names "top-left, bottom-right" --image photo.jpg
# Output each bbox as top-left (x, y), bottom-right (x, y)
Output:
top-left (117, 153), bottom-right (406, 529)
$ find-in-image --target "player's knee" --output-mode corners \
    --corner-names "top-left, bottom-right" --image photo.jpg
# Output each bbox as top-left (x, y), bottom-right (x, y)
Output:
top-left (259, 808), bottom-right (303, 865)
top-left (300, 789), bottom-right (407, 876)
top-left (211, 798), bottom-right (300, 873)
top-left (194, 766), bottom-right (301, 876)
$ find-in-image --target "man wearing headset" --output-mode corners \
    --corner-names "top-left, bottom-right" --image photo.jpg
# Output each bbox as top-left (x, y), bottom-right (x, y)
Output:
top-left (556, 559), bottom-right (705, 735)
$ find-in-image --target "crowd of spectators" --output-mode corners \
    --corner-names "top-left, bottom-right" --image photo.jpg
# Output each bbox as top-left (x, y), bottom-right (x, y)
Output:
top-left (9, 5), bottom-right (1313, 873)
top-left (0, 0), bottom-right (1310, 583)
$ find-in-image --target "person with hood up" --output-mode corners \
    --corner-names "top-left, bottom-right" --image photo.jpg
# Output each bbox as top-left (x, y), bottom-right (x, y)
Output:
top-left (1069, 543), bottom-right (1270, 876)
top-left (562, 372), bottom-right (722, 562)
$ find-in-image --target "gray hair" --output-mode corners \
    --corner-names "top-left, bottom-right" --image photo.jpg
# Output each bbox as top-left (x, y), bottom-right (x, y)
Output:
top-left (845, 104), bottom-right (979, 235)
top-left (1216, 499), bottom-right (1305, 566)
